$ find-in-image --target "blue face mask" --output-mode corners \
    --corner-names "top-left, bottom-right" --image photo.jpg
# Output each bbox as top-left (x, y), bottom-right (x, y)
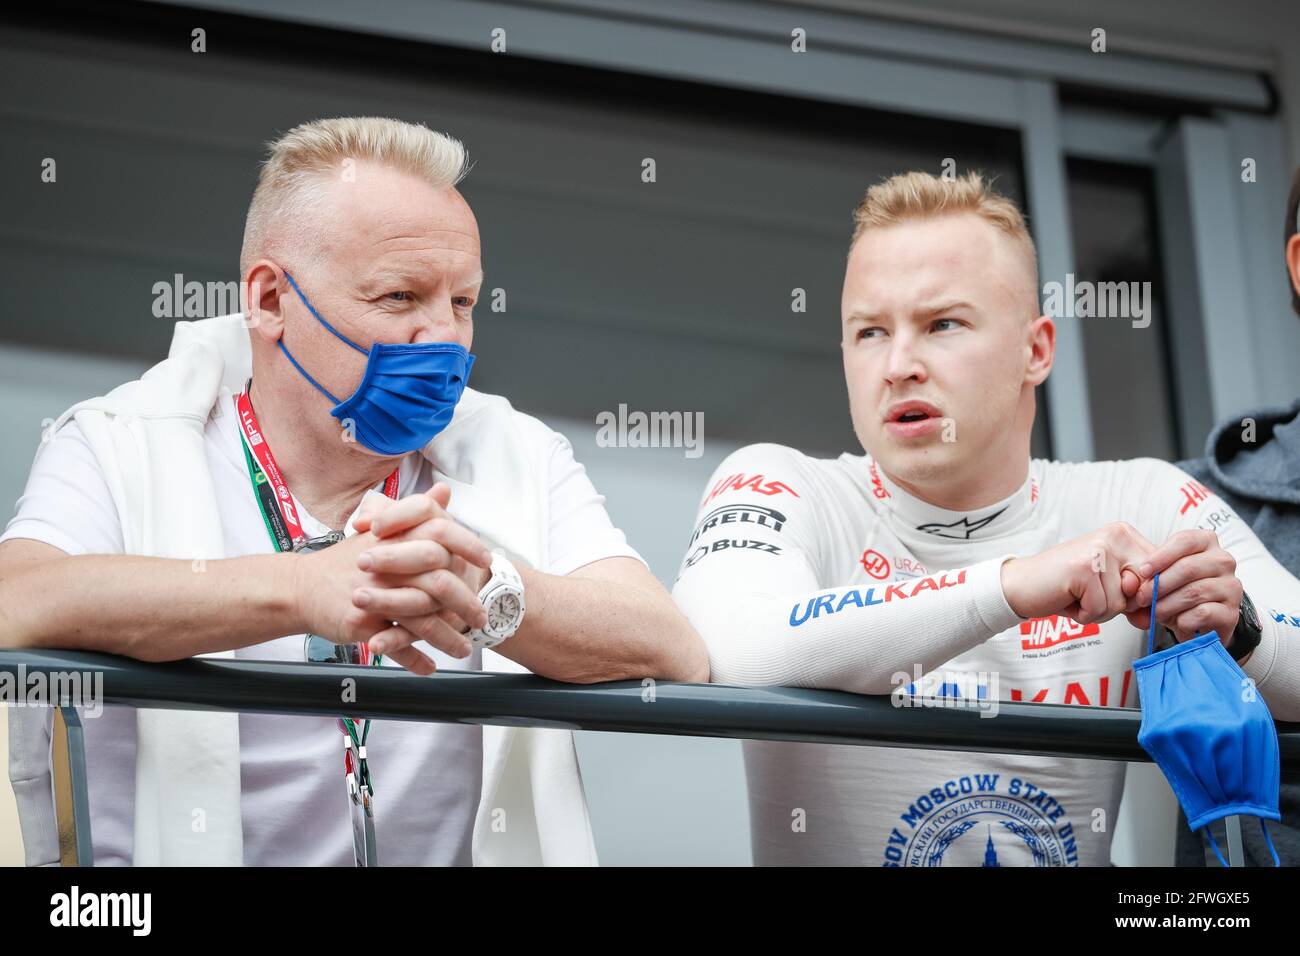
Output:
top-left (277, 271), bottom-right (475, 456)
top-left (1134, 573), bottom-right (1281, 866)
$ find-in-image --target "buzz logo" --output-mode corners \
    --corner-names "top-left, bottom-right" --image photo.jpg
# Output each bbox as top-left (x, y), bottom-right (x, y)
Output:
top-left (682, 537), bottom-right (780, 570)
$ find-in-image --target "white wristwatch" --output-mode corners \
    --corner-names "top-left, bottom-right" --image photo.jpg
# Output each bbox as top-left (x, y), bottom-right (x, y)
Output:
top-left (465, 552), bottom-right (526, 649)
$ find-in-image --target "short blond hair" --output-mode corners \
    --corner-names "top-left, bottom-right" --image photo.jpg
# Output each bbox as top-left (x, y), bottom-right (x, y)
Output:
top-left (239, 116), bottom-right (470, 277)
top-left (850, 171), bottom-right (1039, 313)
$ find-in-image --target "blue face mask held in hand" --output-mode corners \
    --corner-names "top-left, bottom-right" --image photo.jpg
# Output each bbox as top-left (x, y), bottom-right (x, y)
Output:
top-left (1134, 572), bottom-right (1281, 866)
top-left (276, 271), bottom-right (475, 456)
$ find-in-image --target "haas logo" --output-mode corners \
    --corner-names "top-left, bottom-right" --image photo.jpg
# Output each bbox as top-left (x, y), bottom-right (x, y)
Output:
top-left (703, 473), bottom-right (799, 506)
top-left (859, 549), bottom-right (890, 579)
top-left (868, 460), bottom-right (890, 500)
top-left (1019, 615), bottom-right (1100, 650)
top-left (1177, 480), bottom-right (1211, 515)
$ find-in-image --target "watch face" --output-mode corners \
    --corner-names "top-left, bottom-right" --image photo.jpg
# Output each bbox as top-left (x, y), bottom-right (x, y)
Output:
top-left (1241, 591), bottom-right (1261, 632)
top-left (487, 590), bottom-right (522, 634)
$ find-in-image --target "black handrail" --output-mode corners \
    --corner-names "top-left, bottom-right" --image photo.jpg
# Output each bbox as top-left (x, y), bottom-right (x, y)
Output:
top-left (4, 648), bottom-right (1300, 772)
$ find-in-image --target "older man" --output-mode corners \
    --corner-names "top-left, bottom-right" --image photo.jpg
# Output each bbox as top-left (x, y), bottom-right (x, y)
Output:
top-left (0, 116), bottom-right (707, 866)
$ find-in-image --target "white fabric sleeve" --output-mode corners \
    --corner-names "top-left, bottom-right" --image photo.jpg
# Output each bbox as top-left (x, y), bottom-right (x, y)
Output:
top-left (542, 429), bottom-right (646, 577)
top-left (0, 420), bottom-right (124, 556)
top-left (670, 444), bottom-right (1024, 694)
top-left (1132, 458), bottom-right (1300, 721)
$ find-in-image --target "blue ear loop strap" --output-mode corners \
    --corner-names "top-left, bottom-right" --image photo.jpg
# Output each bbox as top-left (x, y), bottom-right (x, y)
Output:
top-left (1145, 572), bottom-right (1161, 657)
top-left (1146, 572), bottom-right (1280, 867)
top-left (1204, 810), bottom-right (1279, 869)
top-left (277, 271), bottom-right (368, 406)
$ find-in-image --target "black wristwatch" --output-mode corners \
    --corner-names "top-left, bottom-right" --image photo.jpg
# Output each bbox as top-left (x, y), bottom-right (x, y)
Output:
top-left (1227, 590), bottom-right (1263, 663)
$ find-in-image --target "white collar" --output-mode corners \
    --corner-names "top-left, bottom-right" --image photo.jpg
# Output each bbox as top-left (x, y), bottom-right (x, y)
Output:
top-left (861, 455), bottom-right (1039, 543)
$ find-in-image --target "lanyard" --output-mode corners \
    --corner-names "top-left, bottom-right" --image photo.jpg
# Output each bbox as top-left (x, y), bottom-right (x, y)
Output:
top-left (234, 382), bottom-right (398, 552)
top-left (234, 380), bottom-right (399, 865)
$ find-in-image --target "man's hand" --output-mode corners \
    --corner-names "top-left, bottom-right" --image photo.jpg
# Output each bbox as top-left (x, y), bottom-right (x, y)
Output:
top-left (1125, 529), bottom-right (1242, 647)
top-left (1000, 522), bottom-right (1156, 624)
top-left (290, 532), bottom-right (426, 672)
top-left (291, 483), bottom-right (492, 675)
top-left (350, 482), bottom-right (493, 667)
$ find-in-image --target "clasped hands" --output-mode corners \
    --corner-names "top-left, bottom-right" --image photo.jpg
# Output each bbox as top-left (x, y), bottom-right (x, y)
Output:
top-left (1001, 523), bottom-right (1244, 650)
top-left (293, 483), bottom-right (493, 675)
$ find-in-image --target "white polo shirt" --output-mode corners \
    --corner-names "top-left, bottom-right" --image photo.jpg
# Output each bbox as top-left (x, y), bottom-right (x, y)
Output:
top-left (2, 386), bottom-right (642, 866)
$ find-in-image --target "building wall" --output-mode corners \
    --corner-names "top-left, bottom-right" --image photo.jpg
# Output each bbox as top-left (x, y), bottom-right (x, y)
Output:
top-left (801, 0), bottom-right (1300, 165)
top-left (5, 0), bottom-right (1292, 866)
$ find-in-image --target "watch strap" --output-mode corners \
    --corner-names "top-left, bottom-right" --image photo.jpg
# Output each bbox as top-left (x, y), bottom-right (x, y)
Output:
top-left (465, 553), bottom-right (525, 649)
top-left (1228, 592), bottom-right (1263, 663)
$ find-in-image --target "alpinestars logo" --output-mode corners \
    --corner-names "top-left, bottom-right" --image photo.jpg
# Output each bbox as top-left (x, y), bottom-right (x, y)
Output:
top-left (917, 508), bottom-right (1006, 540)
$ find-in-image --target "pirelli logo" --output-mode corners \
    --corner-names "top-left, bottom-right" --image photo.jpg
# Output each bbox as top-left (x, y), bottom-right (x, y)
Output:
top-left (687, 503), bottom-right (786, 547)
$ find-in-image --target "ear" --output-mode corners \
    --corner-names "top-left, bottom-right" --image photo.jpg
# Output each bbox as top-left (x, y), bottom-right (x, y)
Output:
top-left (1025, 314), bottom-right (1055, 387)
top-left (244, 262), bottom-right (288, 343)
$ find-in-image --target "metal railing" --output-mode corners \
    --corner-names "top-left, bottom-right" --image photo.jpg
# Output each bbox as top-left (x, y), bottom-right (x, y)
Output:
top-left (4, 648), bottom-right (1299, 866)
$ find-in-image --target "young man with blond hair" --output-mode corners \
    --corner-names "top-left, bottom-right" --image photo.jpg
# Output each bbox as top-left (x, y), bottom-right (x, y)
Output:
top-left (672, 170), bottom-right (1300, 866)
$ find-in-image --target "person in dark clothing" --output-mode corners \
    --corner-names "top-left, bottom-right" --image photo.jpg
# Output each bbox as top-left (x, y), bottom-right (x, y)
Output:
top-left (1174, 165), bottom-right (1300, 867)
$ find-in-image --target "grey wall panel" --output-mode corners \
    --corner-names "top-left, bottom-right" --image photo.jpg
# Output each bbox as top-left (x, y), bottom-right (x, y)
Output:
top-left (0, 17), bottom-right (1022, 455)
